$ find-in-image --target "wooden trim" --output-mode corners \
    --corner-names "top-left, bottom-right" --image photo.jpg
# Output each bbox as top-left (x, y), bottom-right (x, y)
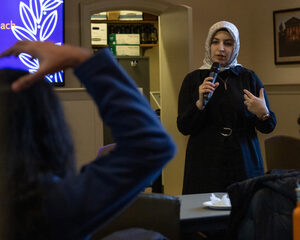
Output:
top-left (55, 88), bottom-right (90, 101)
top-left (91, 20), bottom-right (157, 24)
top-left (265, 84), bottom-right (300, 95)
top-left (55, 88), bottom-right (86, 92)
top-left (141, 43), bottom-right (158, 47)
top-left (92, 43), bottom-right (159, 48)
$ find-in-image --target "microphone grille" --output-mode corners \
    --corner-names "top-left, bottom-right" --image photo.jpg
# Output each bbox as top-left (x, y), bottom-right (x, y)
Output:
top-left (211, 62), bottom-right (220, 72)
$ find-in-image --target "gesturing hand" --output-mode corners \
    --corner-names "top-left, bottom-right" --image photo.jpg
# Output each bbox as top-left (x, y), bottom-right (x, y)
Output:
top-left (243, 88), bottom-right (269, 118)
top-left (0, 41), bottom-right (92, 92)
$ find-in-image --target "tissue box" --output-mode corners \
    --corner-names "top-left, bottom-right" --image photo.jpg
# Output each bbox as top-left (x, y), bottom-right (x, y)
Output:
top-left (109, 34), bottom-right (140, 45)
top-left (91, 12), bottom-right (107, 20)
top-left (119, 11), bottom-right (143, 20)
top-left (110, 45), bottom-right (140, 56)
top-left (91, 23), bottom-right (107, 45)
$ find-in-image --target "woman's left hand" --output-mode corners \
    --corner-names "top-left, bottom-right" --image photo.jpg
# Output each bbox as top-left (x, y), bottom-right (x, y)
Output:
top-left (243, 88), bottom-right (269, 119)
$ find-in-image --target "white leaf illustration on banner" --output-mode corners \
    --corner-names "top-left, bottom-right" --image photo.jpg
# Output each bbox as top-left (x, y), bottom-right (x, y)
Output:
top-left (29, 69), bottom-right (38, 73)
top-left (19, 53), bottom-right (40, 69)
top-left (43, 0), bottom-right (63, 11)
top-left (53, 72), bottom-right (58, 82)
top-left (12, 0), bottom-right (64, 83)
top-left (30, 0), bottom-right (43, 24)
top-left (45, 75), bottom-right (53, 83)
top-left (56, 71), bottom-right (63, 82)
top-left (45, 71), bottom-right (63, 83)
top-left (12, 26), bottom-right (37, 41)
top-left (39, 10), bottom-right (57, 41)
top-left (20, 2), bottom-right (37, 34)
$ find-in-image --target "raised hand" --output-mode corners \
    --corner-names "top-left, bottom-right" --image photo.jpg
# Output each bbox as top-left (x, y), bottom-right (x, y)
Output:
top-left (243, 88), bottom-right (269, 119)
top-left (0, 41), bottom-right (92, 91)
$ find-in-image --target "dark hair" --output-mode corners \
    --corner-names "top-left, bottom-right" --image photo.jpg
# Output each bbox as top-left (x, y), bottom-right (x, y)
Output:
top-left (0, 69), bottom-right (75, 239)
top-left (216, 27), bottom-right (229, 33)
top-left (211, 28), bottom-right (230, 43)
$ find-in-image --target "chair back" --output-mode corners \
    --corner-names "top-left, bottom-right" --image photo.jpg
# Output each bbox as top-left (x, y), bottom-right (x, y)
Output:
top-left (265, 135), bottom-right (300, 171)
top-left (91, 193), bottom-right (181, 240)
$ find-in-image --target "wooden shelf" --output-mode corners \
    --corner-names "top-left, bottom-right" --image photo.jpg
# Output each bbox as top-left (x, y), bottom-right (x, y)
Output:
top-left (91, 20), bottom-right (157, 24)
top-left (92, 44), bottom-right (109, 48)
top-left (91, 15), bottom-right (158, 54)
top-left (92, 44), bottom-right (158, 48)
top-left (141, 43), bottom-right (158, 47)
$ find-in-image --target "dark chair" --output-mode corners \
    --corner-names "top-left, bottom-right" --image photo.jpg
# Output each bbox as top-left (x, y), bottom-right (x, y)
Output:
top-left (264, 135), bottom-right (300, 171)
top-left (236, 187), bottom-right (295, 240)
top-left (91, 193), bottom-right (181, 240)
top-left (227, 171), bottom-right (300, 240)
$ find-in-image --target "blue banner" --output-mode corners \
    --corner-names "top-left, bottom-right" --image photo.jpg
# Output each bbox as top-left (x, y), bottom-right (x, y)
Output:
top-left (0, 0), bottom-right (64, 84)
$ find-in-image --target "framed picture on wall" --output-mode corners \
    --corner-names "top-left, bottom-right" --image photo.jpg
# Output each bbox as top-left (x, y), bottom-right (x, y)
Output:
top-left (273, 8), bottom-right (300, 64)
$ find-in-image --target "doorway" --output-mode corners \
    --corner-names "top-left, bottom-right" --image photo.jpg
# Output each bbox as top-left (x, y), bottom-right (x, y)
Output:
top-left (79, 0), bottom-right (193, 195)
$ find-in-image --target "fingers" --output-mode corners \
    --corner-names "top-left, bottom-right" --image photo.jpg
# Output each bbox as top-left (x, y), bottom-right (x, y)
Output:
top-left (259, 88), bottom-right (265, 99)
top-left (0, 46), bottom-right (22, 58)
top-left (11, 70), bottom-right (44, 92)
top-left (243, 93), bottom-right (251, 101)
top-left (243, 88), bottom-right (269, 117)
top-left (199, 77), bottom-right (218, 94)
top-left (201, 84), bottom-right (215, 93)
top-left (0, 41), bottom-right (42, 91)
top-left (1, 41), bottom-right (93, 92)
top-left (0, 41), bottom-right (31, 58)
top-left (243, 89), bottom-right (254, 98)
top-left (243, 88), bottom-right (265, 102)
top-left (243, 89), bottom-right (254, 107)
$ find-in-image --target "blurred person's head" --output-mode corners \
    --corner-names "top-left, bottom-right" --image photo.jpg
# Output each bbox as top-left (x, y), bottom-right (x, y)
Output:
top-left (0, 68), bottom-right (75, 239)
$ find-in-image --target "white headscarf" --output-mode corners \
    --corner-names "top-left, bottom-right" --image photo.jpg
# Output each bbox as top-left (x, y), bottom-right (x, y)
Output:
top-left (200, 21), bottom-right (241, 70)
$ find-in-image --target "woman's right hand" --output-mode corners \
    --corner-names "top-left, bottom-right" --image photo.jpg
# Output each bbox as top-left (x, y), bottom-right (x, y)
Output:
top-left (196, 76), bottom-right (219, 110)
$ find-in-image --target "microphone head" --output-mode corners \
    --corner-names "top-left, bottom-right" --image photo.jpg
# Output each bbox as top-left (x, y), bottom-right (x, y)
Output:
top-left (211, 62), bottom-right (220, 73)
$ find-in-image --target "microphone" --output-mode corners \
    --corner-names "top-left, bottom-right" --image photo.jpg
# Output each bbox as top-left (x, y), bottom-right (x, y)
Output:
top-left (203, 62), bottom-right (220, 106)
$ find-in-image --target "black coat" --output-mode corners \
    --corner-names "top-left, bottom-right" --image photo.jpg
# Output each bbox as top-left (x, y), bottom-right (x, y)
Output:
top-left (227, 170), bottom-right (300, 240)
top-left (177, 66), bottom-right (276, 194)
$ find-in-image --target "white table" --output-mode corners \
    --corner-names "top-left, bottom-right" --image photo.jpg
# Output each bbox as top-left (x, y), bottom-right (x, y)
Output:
top-left (178, 193), bottom-right (231, 233)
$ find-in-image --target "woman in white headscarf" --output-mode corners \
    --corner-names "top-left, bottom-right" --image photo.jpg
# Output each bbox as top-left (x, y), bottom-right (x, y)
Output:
top-left (177, 21), bottom-right (277, 194)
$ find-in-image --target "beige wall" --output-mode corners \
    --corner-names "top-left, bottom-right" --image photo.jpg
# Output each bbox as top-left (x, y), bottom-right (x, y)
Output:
top-left (258, 85), bottom-right (300, 169)
top-left (160, 0), bottom-right (300, 194)
top-left (250, 0), bottom-right (300, 85)
top-left (62, 0), bottom-right (300, 195)
top-left (144, 46), bottom-right (160, 109)
top-left (56, 89), bottom-right (102, 168)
